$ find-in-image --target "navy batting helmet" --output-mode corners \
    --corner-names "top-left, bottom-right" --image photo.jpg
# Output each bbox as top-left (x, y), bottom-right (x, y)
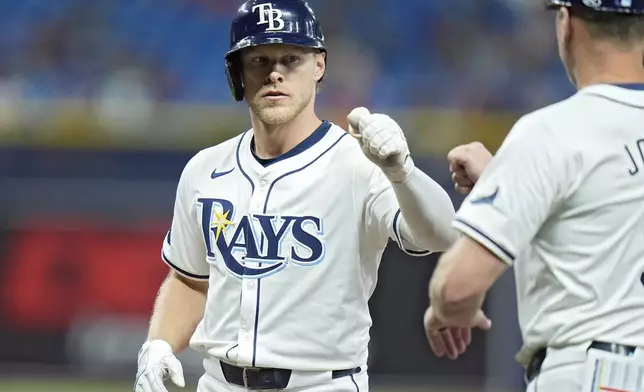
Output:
top-left (545, 0), bottom-right (644, 13)
top-left (224, 0), bottom-right (326, 102)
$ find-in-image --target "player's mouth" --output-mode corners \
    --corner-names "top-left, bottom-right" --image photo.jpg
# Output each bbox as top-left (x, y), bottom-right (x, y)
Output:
top-left (262, 90), bottom-right (289, 101)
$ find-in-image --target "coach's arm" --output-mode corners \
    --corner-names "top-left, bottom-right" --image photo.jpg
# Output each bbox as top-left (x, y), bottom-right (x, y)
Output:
top-left (429, 142), bottom-right (506, 326)
top-left (430, 236), bottom-right (508, 326)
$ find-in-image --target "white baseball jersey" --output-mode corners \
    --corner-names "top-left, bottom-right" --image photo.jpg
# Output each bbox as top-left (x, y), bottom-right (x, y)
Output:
top-left (161, 121), bottom-right (429, 371)
top-left (453, 84), bottom-right (644, 365)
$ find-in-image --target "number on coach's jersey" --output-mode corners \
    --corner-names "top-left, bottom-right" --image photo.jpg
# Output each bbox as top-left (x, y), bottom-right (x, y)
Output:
top-left (197, 198), bottom-right (326, 279)
top-left (624, 139), bottom-right (644, 176)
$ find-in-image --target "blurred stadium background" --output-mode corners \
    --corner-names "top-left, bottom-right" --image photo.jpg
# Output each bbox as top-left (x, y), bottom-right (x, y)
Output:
top-left (0, 0), bottom-right (574, 391)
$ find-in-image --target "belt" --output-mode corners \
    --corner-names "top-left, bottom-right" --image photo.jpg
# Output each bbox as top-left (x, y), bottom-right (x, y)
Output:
top-left (220, 361), bottom-right (361, 390)
top-left (525, 341), bottom-right (638, 384)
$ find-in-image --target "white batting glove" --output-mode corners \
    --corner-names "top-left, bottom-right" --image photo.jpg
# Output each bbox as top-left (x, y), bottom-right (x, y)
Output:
top-left (347, 107), bottom-right (415, 183)
top-left (133, 340), bottom-right (185, 392)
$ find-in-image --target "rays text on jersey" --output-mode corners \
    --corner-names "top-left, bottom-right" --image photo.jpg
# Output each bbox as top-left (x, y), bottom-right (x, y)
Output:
top-left (197, 198), bottom-right (326, 279)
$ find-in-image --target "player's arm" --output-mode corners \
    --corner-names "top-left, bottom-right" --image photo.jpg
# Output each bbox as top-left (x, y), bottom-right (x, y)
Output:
top-left (429, 117), bottom-right (578, 327)
top-left (349, 108), bottom-right (458, 254)
top-left (391, 166), bottom-right (458, 251)
top-left (365, 165), bottom-right (457, 254)
top-left (134, 152), bottom-right (210, 391)
top-left (147, 270), bottom-right (207, 352)
top-left (151, 151), bottom-right (210, 352)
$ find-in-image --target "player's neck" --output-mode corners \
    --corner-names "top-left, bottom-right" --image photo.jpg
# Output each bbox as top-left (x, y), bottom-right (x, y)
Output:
top-left (574, 47), bottom-right (644, 90)
top-left (251, 109), bottom-right (322, 159)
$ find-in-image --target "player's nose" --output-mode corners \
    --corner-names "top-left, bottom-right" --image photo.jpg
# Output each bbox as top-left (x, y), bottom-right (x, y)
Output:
top-left (265, 70), bottom-right (284, 85)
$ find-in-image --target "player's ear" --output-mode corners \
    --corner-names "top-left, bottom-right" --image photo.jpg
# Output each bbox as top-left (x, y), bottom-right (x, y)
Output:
top-left (313, 51), bottom-right (326, 83)
top-left (557, 7), bottom-right (572, 44)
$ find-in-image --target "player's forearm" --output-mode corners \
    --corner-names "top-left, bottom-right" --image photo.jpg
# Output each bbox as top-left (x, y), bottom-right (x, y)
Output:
top-left (392, 167), bottom-right (459, 251)
top-left (147, 271), bottom-right (207, 353)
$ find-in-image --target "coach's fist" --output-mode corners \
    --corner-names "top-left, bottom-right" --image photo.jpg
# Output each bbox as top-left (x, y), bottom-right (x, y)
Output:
top-left (423, 306), bottom-right (491, 360)
top-left (347, 107), bottom-right (414, 183)
top-left (447, 142), bottom-right (493, 195)
top-left (134, 340), bottom-right (185, 392)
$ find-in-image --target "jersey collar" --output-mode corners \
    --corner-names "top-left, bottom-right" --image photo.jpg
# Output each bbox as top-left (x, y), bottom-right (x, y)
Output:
top-left (250, 120), bottom-right (331, 167)
top-left (610, 83), bottom-right (644, 91)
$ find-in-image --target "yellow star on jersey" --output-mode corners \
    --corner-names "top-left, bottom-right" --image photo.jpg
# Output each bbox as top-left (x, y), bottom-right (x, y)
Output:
top-left (213, 209), bottom-right (235, 241)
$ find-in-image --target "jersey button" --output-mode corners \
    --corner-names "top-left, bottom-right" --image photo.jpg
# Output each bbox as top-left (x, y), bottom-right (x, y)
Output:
top-left (260, 179), bottom-right (268, 187)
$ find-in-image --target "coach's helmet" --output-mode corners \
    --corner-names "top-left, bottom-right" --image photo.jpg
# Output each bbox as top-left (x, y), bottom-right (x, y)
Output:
top-left (224, 0), bottom-right (326, 102)
top-left (545, 0), bottom-right (644, 13)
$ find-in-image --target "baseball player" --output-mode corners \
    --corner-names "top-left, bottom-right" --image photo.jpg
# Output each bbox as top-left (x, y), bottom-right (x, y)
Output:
top-left (423, 1), bottom-right (644, 391)
top-left (132, 1), bottom-right (458, 391)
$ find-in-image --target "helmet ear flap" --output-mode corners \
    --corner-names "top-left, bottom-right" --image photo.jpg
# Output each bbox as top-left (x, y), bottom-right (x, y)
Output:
top-left (225, 54), bottom-right (244, 102)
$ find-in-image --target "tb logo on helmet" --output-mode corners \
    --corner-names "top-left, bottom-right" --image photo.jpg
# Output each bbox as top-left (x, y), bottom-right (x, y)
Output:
top-left (582, 0), bottom-right (602, 7)
top-left (252, 3), bottom-right (285, 31)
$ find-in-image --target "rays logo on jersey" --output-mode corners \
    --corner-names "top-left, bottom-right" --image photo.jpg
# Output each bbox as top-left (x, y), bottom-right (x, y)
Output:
top-left (197, 198), bottom-right (326, 279)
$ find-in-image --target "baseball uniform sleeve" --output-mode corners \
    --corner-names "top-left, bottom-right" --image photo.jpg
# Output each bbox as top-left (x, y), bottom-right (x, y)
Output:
top-left (364, 165), bottom-right (432, 257)
top-left (161, 152), bottom-right (210, 280)
top-left (454, 116), bottom-right (578, 265)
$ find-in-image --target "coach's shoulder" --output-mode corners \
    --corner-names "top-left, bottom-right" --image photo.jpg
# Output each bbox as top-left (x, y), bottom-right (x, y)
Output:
top-left (516, 95), bottom-right (579, 133)
top-left (507, 98), bottom-right (570, 140)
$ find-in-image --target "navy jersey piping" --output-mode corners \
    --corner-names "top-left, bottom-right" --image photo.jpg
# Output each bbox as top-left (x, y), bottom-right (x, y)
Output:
top-left (612, 83), bottom-right (644, 91)
top-left (454, 218), bottom-right (515, 261)
top-left (392, 209), bottom-right (431, 256)
top-left (236, 132), bottom-right (256, 193)
top-left (162, 250), bottom-right (209, 280)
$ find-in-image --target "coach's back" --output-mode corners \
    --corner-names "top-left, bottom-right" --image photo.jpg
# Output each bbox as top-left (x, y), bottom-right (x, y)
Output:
top-left (513, 83), bottom-right (644, 363)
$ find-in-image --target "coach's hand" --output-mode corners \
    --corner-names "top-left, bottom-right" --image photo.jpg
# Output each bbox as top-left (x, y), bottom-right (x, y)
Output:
top-left (423, 306), bottom-right (491, 360)
top-left (347, 107), bottom-right (415, 183)
top-left (447, 142), bottom-right (493, 195)
top-left (134, 340), bottom-right (185, 392)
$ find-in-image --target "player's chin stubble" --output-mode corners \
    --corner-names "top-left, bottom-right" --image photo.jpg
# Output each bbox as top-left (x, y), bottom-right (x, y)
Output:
top-left (250, 90), bottom-right (313, 125)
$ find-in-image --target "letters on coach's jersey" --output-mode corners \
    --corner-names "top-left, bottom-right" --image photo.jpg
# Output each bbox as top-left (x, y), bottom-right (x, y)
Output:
top-left (624, 138), bottom-right (644, 175)
top-left (197, 197), bottom-right (326, 279)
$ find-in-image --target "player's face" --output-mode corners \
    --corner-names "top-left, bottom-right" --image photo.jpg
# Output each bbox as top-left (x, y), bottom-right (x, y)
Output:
top-left (555, 7), bottom-right (578, 87)
top-left (241, 44), bottom-right (326, 125)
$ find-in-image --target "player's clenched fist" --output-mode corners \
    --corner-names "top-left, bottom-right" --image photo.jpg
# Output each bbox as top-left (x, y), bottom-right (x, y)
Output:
top-left (133, 340), bottom-right (185, 392)
top-left (347, 107), bottom-right (415, 183)
top-left (447, 142), bottom-right (493, 195)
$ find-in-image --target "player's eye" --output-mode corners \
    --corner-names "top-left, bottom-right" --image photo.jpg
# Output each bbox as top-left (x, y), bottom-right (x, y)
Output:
top-left (284, 55), bottom-right (299, 64)
top-left (250, 56), bottom-right (268, 65)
